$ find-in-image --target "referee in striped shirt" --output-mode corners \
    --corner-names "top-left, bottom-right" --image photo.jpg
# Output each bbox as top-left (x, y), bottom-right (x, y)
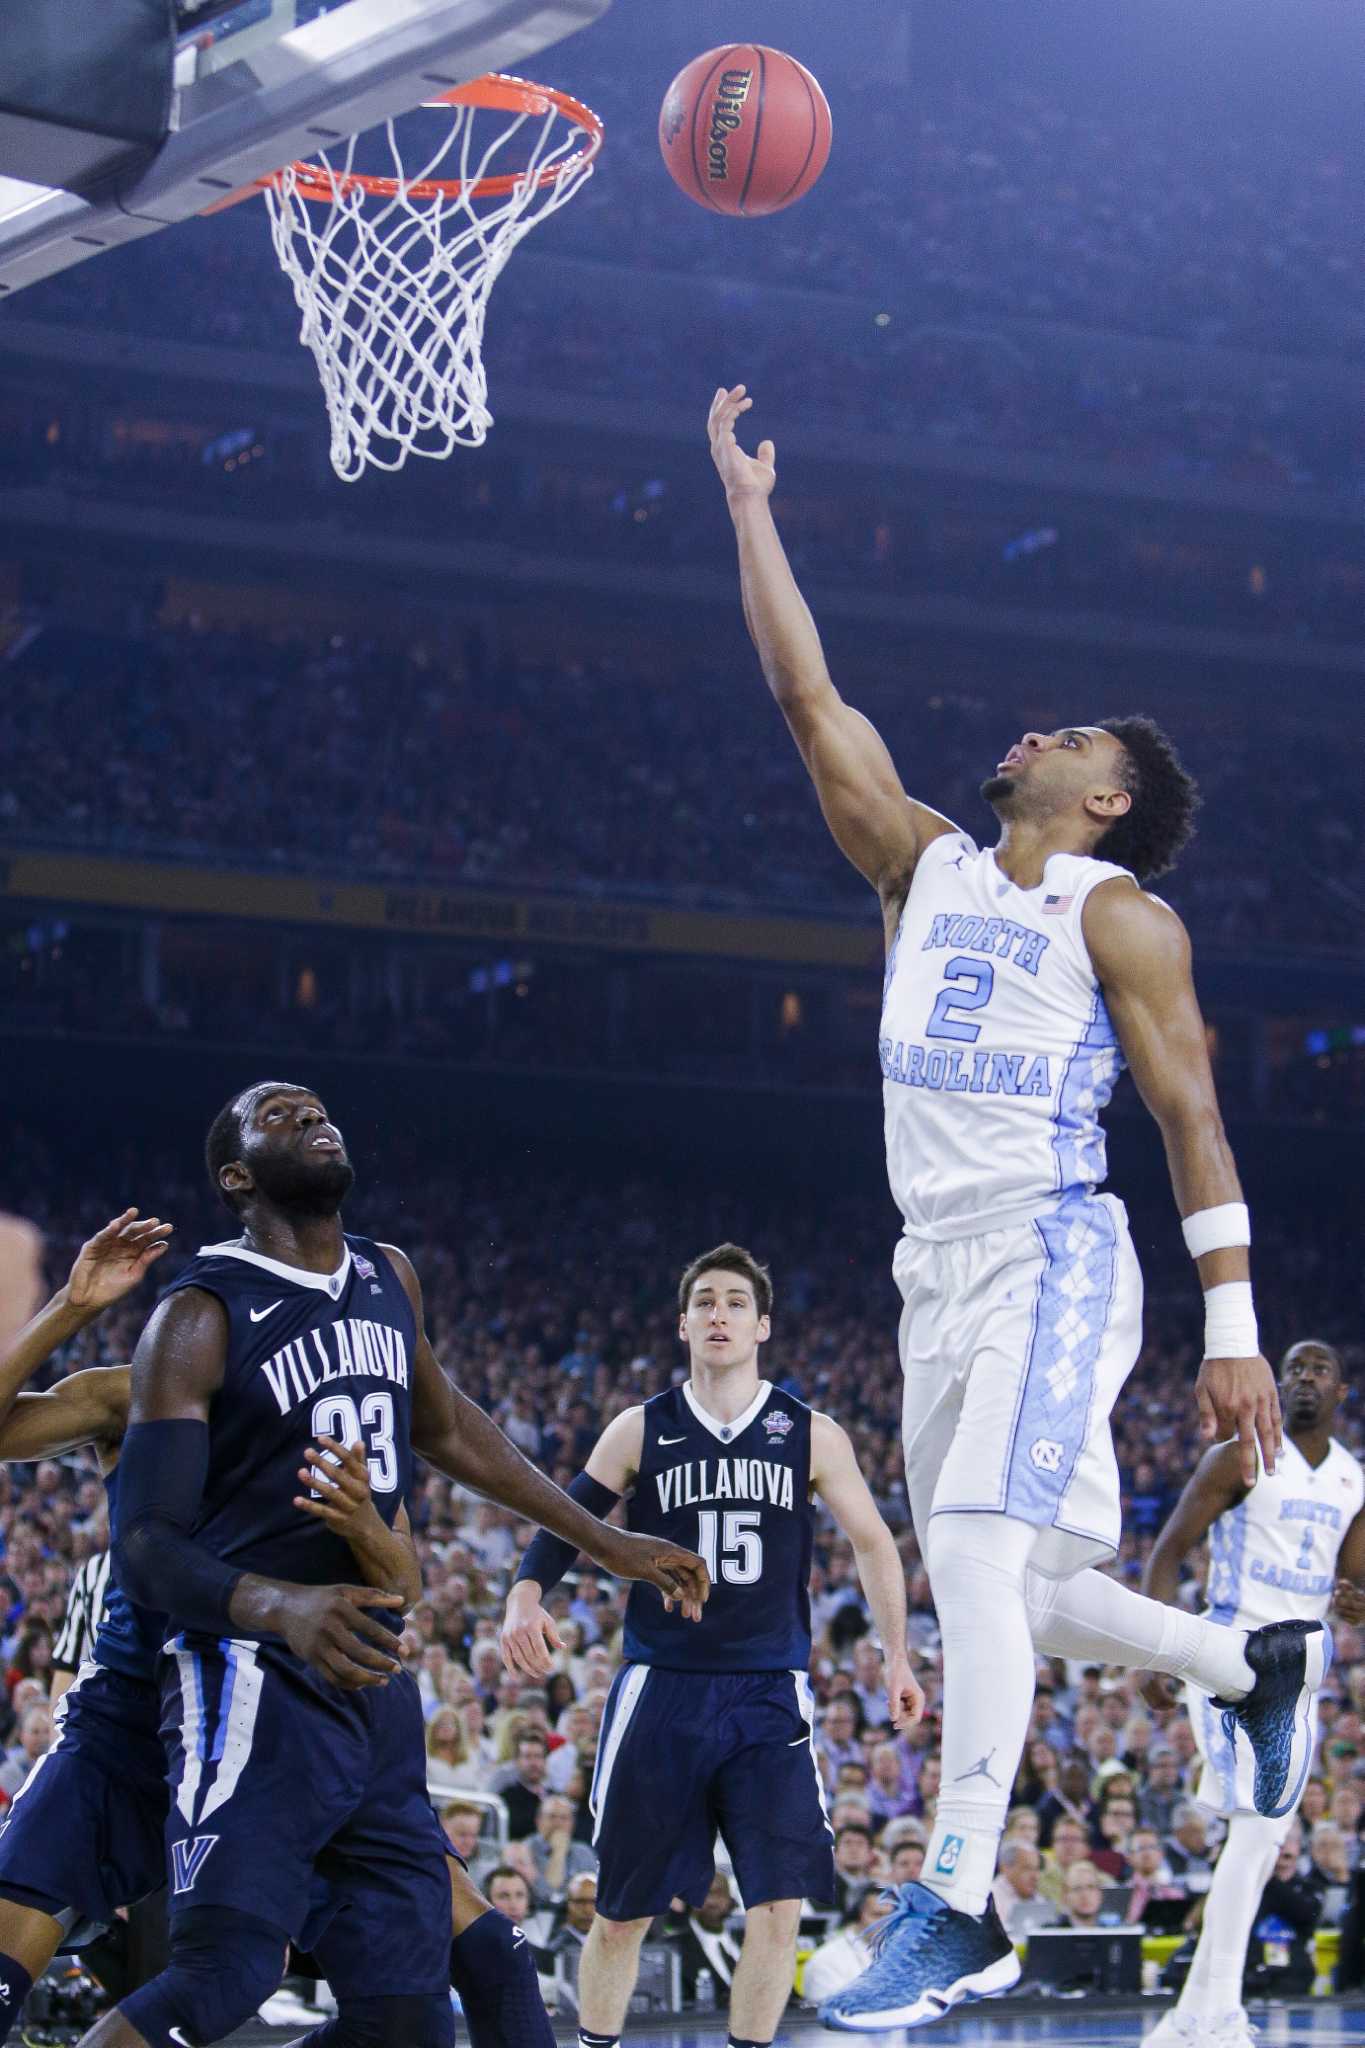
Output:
top-left (51, 1546), bottom-right (111, 1703)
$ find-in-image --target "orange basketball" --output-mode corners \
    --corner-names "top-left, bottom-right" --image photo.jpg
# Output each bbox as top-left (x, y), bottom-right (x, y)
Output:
top-left (658, 44), bottom-right (832, 217)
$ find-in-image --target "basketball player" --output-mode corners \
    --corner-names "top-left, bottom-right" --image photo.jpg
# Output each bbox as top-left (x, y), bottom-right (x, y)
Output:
top-left (500, 1242), bottom-right (923, 2048)
top-left (707, 386), bottom-right (1330, 2030)
top-left (0, 1205), bottom-right (566, 2048)
top-left (1140, 1340), bottom-right (1365, 2048)
top-left (70, 1081), bottom-right (706, 2048)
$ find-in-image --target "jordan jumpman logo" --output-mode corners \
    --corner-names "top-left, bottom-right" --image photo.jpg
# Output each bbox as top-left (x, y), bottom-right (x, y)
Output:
top-left (955, 1748), bottom-right (1001, 1786)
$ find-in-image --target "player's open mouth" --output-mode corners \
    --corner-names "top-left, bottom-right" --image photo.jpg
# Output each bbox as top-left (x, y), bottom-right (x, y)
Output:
top-left (309, 1135), bottom-right (342, 1152)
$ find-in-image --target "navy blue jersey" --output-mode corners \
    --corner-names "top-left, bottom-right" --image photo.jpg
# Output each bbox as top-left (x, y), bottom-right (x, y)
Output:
top-left (160, 1233), bottom-right (416, 1616)
top-left (93, 1464), bottom-right (167, 1680)
top-left (623, 1381), bottom-right (813, 1672)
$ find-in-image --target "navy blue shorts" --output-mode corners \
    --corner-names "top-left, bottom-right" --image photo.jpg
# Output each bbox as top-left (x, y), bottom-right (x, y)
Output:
top-left (0, 1661), bottom-right (167, 1926)
top-left (162, 1635), bottom-right (451, 1998)
top-left (590, 1665), bottom-right (835, 1920)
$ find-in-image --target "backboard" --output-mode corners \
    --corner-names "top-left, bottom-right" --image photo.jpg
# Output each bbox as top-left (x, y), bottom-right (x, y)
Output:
top-left (0, 0), bottom-right (611, 298)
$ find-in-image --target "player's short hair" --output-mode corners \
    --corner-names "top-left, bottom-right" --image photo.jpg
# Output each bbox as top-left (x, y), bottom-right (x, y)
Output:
top-left (677, 1242), bottom-right (773, 1320)
top-left (204, 1079), bottom-right (310, 1213)
top-left (1093, 716), bottom-right (1201, 882)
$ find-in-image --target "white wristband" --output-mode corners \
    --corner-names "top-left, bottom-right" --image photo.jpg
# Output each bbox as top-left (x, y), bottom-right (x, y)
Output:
top-left (1204, 1281), bottom-right (1258, 1360)
top-left (1182, 1202), bottom-right (1251, 1260)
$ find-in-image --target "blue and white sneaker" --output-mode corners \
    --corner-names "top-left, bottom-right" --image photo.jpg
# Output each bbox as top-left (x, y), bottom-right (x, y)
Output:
top-left (817, 1883), bottom-right (1020, 2032)
top-left (1214, 1617), bottom-right (1332, 1818)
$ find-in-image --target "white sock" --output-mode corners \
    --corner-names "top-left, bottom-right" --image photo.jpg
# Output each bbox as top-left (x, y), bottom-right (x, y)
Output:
top-left (922, 1514), bottom-right (1038, 1915)
top-left (1026, 1564), bottom-right (1255, 1700)
top-left (1175, 1809), bottom-right (1289, 2017)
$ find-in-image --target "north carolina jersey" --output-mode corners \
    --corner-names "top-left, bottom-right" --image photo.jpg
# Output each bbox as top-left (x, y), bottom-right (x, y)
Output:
top-left (881, 832), bottom-right (1132, 1240)
top-left (160, 1232), bottom-right (415, 1616)
top-left (1205, 1435), bottom-right (1365, 1632)
top-left (624, 1380), bottom-right (813, 1671)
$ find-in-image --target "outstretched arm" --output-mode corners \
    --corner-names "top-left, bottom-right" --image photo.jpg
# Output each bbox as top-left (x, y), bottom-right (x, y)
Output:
top-left (1086, 880), bottom-right (1279, 1485)
top-left (500, 1406), bottom-right (644, 1678)
top-left (708, 384), bottom-right (956, 904)
top-left (390, 1243), bottom-right (708, 1614)
top-left (0, 1207), bottom-right (171, 1437)
top-left (810, 1411), bottom-right (922, 1732)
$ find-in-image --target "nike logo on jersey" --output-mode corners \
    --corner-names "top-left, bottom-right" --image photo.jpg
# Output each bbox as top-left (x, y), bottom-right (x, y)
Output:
top-left (658, 1434), bottom-right (687, 1445)
top-left (249, 1301), bottom-right (283, 1323)
top-left (170, 2030), bottom-right (194, 2047)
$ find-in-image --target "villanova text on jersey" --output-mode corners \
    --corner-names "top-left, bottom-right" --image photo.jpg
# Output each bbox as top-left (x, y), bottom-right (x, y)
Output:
top-left (162, 1234), bottom-right (416, 1606)
top-left (624, 1381), bottom-right (813, 1672)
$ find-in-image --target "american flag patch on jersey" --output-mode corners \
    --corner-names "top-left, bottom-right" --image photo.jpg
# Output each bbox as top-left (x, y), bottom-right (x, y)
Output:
top-left (1042, 894), bottom-right (1074, 914)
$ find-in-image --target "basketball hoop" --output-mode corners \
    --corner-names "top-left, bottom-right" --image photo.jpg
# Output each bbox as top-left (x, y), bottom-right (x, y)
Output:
top-left (259, 75), bottom-right (602, 482)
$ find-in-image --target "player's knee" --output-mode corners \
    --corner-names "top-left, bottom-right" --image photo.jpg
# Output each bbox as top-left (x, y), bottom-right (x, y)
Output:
top-left (743, 1896), bottom-right (802, 1945)
top-left (121, 1905), bottom-right (285, 2045)
top-left (322, 1991), bottom-right (455, 2047)
top-left (591, 1911), bottom-right (652, 1946)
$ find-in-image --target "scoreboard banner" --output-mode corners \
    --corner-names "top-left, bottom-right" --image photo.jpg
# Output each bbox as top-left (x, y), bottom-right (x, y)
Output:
top-left (0, 851), bottom-right (880, 971)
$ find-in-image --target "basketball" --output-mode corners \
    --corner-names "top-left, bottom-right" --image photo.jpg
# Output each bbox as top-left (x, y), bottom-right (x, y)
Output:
top-left (658, 45), bottom-right (833, 217)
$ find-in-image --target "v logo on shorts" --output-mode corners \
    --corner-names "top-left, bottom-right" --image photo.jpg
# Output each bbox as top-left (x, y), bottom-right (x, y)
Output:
top-left (171, 1832), bottom-right (220, 1894)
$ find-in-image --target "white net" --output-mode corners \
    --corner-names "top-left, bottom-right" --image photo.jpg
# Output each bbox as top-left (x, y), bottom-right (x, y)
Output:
top-left (263, 81), bottom-right (599, 482)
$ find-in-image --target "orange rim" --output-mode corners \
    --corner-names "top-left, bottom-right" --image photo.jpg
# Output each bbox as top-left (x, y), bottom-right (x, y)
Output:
top-left (259, 74), bottom-right (602, 204)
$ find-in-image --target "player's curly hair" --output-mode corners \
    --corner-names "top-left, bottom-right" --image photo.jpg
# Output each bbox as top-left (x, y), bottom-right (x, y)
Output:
top-left (204, 1079), bottom-right (307, 1212)
top-left (1093, 715), bottom-right (1201, 883)
top-left (677, 1242), bottom-right (773, 1320)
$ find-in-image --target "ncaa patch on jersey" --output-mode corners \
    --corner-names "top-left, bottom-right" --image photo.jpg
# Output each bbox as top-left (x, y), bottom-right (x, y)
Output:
top-left (762, 1409), bottom-right (794, 1443)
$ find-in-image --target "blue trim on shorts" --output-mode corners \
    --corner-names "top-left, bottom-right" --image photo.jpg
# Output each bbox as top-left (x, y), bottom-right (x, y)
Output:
top-left (1004, 1193), bottom-right (1118, 1525)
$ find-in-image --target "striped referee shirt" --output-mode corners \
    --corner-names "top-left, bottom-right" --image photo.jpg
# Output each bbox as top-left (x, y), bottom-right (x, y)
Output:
top-left (51, 1550), bottom-right (111, 1673)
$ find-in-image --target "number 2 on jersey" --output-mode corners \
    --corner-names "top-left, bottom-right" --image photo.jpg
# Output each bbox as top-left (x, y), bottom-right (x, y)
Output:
top-left (309, 1390), bottom-right (398, 1493)
top-left (925, 954), bottom-right (995, 1043)
top-left (696, 1509), bottom-right (763, 1586)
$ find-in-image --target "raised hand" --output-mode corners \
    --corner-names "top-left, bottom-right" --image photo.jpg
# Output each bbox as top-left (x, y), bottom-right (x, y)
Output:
top-left (63, 1208), bottom-right (173, 1315)
top-left (708, 384), bottom-right (776, 503)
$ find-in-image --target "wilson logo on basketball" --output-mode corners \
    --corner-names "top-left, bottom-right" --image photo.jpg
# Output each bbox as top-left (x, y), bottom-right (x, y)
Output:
top-left (707, 69), bottom-right (754, 181)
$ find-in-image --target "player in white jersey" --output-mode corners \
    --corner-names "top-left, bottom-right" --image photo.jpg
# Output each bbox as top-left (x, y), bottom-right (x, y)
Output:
top-left (708, 385), bottom-right (1332, 2030)
top-left (1140, 1340), bottom-right (1365, 2047)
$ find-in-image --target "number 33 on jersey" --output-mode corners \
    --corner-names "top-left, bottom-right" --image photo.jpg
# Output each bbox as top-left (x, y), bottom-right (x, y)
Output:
top-left (160, 1233), bottom-right (415, 1597)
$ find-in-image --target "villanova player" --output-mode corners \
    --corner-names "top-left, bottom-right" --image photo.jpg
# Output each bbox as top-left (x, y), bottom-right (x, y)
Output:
top-left (709, 385), bottom-right (1330, 2030)
top-left (73, 1082), bottom-right (707, 2048)
top-left (1141, 1340), bottom-right (1365, 2048)
top-left (0, 1208), bottom-right (419, 2043)
top-left (0, 1216), bottom-right (566, 2048)
top-left (501, 1244), bottom-right (923, 2048)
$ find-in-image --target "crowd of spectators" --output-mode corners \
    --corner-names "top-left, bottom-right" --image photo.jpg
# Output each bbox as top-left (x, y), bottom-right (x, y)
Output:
top-left (2, 1139), bottom-right (1365, 2008)
top-left (4, 618), bottom-right (1364, 961)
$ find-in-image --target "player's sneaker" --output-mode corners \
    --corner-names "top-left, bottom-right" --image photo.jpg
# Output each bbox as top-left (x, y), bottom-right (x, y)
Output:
top-left (1214, 1616), bottom-right (1332, 1817)
top-left (817, 1883), bottom-right (1019, 2031)
top-left (1145, 2012), bottom-right (1258, 2046)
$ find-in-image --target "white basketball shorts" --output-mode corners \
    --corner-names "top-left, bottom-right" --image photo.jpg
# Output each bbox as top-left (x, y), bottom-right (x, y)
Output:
top-left (895, 1190), bottom-right (1143, 1579)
